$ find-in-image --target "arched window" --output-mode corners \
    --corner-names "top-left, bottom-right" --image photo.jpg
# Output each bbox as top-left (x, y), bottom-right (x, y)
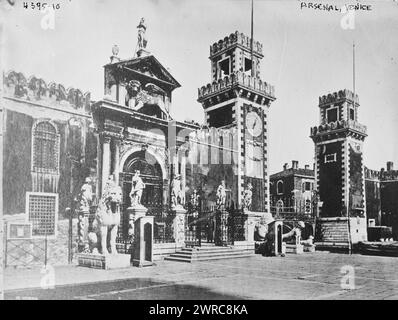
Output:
top-left (277, 180), bottom-right (284, 195)
top-left (32, 121), bottom-right (60, 173)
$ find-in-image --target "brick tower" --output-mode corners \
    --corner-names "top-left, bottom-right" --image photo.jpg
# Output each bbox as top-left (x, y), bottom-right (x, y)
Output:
top-left (310, 89), bottom-right (368, 248)
top-left (197, 31), bottom-right (276, 212)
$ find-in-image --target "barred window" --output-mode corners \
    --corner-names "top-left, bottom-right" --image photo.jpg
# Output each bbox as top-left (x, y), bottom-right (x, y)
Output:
top-left (32, 121), bottom-right (60, 173)
top-left (26, 192), bottom-right (58, 237)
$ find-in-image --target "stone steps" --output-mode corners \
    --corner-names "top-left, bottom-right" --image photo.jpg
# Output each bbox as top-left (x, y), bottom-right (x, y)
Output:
top-left (164, 245), bottom-right (253, 263)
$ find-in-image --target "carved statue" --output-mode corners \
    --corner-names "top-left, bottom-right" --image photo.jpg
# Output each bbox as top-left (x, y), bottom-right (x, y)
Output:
top-left (243, 183), bottom-right (253, 211)
top-left (92, 175), bottom-right (123, 255)
top-left (137, 17), bottom-right (147, 50)
top-left (216, 180), bottom-right (227, 209)
top-left (171, 174), bottom-right (184, 208)
top-left (129, 170), bottom-right (146, 207)
top-left (78, 177), bottom-right (93, 212)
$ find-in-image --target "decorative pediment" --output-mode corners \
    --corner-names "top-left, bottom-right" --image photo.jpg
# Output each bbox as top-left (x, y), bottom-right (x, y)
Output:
top-left (107, 55), bottom-right (181, 92)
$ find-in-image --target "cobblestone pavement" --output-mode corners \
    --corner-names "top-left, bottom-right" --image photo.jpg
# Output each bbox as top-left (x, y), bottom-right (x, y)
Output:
top-left (4, 251), bottom-right (398, 300)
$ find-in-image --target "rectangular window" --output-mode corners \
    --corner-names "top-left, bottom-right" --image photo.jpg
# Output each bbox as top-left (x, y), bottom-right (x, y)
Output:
top-left (244, 57), bottom-right (252, 72)
top-left (350, 108), bottom-right (355, 120)
top-left (218, 57), bottom-right (230, 77)
top-left (327, 108), bottom-right (338, 123)
top-left (26, 192), bottom-right (58, 238)
top-left (325, 153), bottom-right (337, 163)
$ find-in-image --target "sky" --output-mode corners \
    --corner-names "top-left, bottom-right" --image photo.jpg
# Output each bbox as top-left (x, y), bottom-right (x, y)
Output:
top-left (1, 0), bottom-right (398, 174)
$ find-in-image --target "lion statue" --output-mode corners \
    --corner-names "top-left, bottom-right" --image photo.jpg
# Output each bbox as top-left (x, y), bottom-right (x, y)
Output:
top-left (90, 176), bottom-right (123, 255)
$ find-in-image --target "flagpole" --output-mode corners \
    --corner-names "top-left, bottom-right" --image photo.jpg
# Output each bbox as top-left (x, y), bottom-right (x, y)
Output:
top-left (250, 0), bottom-right (254, 77)
top-left (353, 41), bottom-right (356, 101)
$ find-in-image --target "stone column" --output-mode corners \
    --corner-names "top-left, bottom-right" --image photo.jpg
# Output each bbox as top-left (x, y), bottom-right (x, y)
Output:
top-left (173, 207), bottom-right (186, 247)
top-left (101, 136), bottom-right (111, 195)
top-left (180, 152), bottom-right (186, 205)
top-left (113, 139), bottom-right (121, 185)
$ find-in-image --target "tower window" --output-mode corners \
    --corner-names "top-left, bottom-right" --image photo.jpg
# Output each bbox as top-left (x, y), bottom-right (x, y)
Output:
top-left (350, 108), bottom-right (355, 120)
top-left (326, 108), bottom-right (338, 123)
top-left (244, 58), bottom-right (252, 72)
top-left (302, 182), bottom-right (312, 192)
top-left (218, 57), bottom-right (230, 77)
top-left (324, 153), bottom-right (337, 163)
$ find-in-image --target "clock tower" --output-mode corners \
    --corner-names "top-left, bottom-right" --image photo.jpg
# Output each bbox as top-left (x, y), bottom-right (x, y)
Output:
top-left (197, 31), bottom-right (276, 212)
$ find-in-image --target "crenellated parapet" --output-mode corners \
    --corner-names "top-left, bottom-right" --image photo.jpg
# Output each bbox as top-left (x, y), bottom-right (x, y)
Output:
top-left (319, 89), bottom-right (359, 106)
top-left (197, 70), bottom-right (275, 104)
top-left (210, 31), bottom-right (263, 58)
top-left (3, 70), bottom-right (91, 112)
top-left (365, 167), bottom-right (381, 180)
top-left (365, 167), bottom-right (398, 181)
top-left (310, 119), bottom-right (367, 141)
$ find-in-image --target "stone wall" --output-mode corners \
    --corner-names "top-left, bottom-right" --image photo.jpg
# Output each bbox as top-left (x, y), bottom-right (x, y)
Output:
top-left (316, 217), bottom-right (367, 244)
top-left (4, 215), bottom-right (77, 267)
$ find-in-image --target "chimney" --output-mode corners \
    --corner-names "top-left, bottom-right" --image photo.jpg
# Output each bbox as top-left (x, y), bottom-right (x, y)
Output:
top-left (304, 164), bottom-right (309, 170)
top-left (387, 161), bottom-right (394, 171)
top-left (283, 163), bottom-right (288, 171)
top-left (292, 160), bottom-right (298, 170)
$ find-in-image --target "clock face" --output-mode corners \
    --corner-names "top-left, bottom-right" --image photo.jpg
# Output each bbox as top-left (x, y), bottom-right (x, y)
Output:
top-left (245, 111), bottom-right (262, 137)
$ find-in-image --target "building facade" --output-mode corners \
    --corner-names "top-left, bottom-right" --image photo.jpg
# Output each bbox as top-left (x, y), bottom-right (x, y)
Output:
top-left (365, 162), bottom-right (398, 238)
top-left (1, 27), bottom-right (278, 266)
top-left (269, 160), bottom-right (315, 216)
top-left (2, 71), bottom-right (96, 266)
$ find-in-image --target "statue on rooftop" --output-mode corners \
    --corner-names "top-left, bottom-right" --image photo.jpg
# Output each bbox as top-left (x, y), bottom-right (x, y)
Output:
top-left (137, 17), bottom-right (147, 50)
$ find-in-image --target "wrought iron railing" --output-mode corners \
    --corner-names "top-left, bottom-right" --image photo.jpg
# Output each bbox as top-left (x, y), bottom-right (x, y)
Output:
top-left (148, 205), bottom-right (175, 244)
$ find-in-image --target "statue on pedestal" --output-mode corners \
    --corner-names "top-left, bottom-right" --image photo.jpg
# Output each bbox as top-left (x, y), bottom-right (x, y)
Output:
top-left (78, 177), bottom-right (93, 213)
top-left (129, 170), bottom-right (146, 208)
top-left (242, 183), bottom-right (253, 211)
top-left (171, 174), bottom-right (184, 209)
top-left (216, 180), bottom-right (227, 209)
top-left (137, 17), bottom-right (147, 50)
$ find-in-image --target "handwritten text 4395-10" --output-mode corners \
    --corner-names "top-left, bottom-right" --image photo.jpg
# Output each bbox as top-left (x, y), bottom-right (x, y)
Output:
top-left (23, 2), bottom-right (61, 10)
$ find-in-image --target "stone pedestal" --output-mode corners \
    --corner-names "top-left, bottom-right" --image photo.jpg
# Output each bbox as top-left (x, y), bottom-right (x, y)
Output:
top-left (303, 244), bottom-right (316, 252)
top-left (77, 209), bottom-right (89, 253)
top-left (285, 243), bottom-right (304, 254)
top-left (172, 206), bottom-right (186, 247)
top-left (126, 205), bottom-right (148, 237)
top-left (132, 215), bottom-right (154, 267)
top-left (77, 253), bottom-right (131, 270)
